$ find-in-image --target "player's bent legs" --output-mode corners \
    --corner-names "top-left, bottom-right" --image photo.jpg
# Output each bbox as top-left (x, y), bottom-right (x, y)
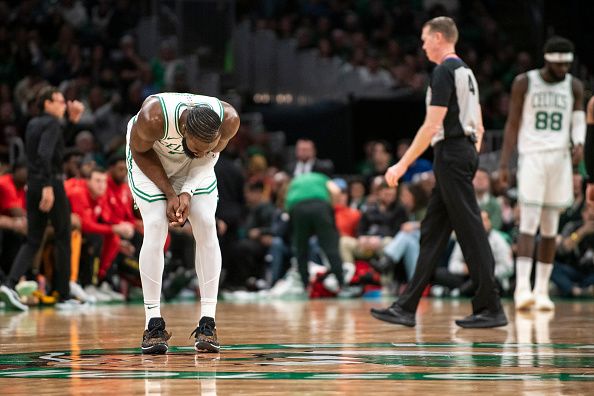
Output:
top-left (188, 190), bottom-right (221, 321)
top-left (135, 198), bottom-right (169, 329)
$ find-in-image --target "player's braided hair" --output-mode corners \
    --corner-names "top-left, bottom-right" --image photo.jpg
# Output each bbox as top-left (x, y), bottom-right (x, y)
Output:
top-left (544, 36), bottom-right (574, 54)
top-left (185, 105), bottom-right (222, 143)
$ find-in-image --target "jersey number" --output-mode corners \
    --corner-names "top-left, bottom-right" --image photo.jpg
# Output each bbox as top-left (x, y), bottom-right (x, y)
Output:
top-left (468, 76), bottom-right (475, 95)
top-left (535, 111), bottom-right (563, 131)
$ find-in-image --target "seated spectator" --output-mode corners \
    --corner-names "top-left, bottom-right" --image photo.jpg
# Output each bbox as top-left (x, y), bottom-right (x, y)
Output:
top-left (473, 167), bottom-right (503, 230)
top-left (340, 183), bottom-right (405, 264)
top-left (433, 211), bottom-right (514, 295)
top-left (348, 177), bottom-right (368, 211)
top-left (333, 178), bottom-right (361, 238)
top-left (371, 182), bottom-right (429, 282)
top-left (67, 168), bottom-right (133, 300)
top-left (102, 153), bottom-right (139, 279)
top-left (362, 140), bottom-right (393, 187)
top-left (552, 205), bottom-right (594, 297)
top-left (286, 139), bottom-right (334, 178)
top-left (396, 139), bottom-right (433, 183)
top-left (226, 181), bottom-right (276, 289)
top-left (0, 161), bottom-right (27, 278)
top-left (63, 148), bottom-right (86, 194)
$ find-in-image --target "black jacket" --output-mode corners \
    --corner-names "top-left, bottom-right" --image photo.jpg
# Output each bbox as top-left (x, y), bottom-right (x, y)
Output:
top-left (25, 113), bottom-right (71, 186)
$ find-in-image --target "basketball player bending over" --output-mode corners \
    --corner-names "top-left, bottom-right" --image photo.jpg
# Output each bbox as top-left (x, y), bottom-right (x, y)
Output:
top-left (127, 93), bottom-right (239, 354)
top-left (499, 37), bottom-right (585, 311)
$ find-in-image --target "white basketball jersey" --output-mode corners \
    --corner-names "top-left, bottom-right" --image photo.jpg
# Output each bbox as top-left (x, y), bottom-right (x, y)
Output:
top-left (147, 92), bottom-right (224, 175)
top-left (517, 70), bottom-right (574, 154)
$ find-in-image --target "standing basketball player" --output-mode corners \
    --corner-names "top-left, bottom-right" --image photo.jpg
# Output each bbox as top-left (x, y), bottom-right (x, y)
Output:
top-left (128, 93), bottom-right (239, 354)
top-left (499, 37), bottom-right (585, 311)
top-left (370, 17), bottom-right (507, 328)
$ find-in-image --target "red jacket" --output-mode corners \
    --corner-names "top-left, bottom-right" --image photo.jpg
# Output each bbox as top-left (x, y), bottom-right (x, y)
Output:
top-left (0, 174), bottom-right (25, 215)
top-left (334, 204), bottom-right (361, 237)
top-left (68, 184), bottom-right (113, 236)
top-left (105, 176), bottom-right (135, 224)
top-left (64, 177), bottom-right (87, 197)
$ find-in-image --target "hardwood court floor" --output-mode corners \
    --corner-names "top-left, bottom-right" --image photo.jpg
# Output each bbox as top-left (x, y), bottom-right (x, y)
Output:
top-left (2, 298), bottom-right (594, 395)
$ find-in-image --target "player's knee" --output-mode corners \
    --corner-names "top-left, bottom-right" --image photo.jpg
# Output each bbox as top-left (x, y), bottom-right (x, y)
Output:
top-left (540, 208), bottom-right (560, 237)
top-left (519, 204), bottom-right (541, 235)
top-left (142, 215), bottom-right (169, 237)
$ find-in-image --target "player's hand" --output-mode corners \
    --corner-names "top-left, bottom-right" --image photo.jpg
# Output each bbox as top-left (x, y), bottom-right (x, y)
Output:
top-left (67, 100), bottom-right (85, 123)
top-left (171, 192), bottom-right (191, 226)
top-left (166, 194), bottom-right (180, 224)
top-left (39, 186), bottom-right (55, 212)
top-left (216, 219), bottom-right (227, 235)
top-left (498, 167), bottom-right (510, 190)
top-left (384, 162), bottom-right (407, 187)
top-left (587, 184), bottom-right (594, 206)
top-left (572, 145), bottom-right (584, 167)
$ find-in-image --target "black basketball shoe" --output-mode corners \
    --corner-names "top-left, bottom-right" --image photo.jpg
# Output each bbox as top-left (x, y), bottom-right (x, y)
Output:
top-left (141, 317), bottom-right (171, 354)
top-left (191, 316), bottom-right (220, 353)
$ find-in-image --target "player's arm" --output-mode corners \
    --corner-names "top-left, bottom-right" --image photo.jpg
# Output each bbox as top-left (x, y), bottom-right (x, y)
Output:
top-left (211, 102), bottom-right (240, 153)
top-left (570, 78), bottom-right (586, 165)
top-left (498, 74), bottom-right (528, 185)
top-left (129, 97), bottom-right (178, 222)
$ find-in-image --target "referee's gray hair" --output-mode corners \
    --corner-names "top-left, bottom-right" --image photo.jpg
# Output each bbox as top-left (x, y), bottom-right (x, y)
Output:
top-left (424, 16), bottom-right (458, 44)
top-left (185, 105), bottom-right (222, 143)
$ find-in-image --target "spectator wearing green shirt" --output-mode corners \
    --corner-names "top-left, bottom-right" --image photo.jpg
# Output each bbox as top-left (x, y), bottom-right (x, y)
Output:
top-left (286, 172), bottom-right (343, 289)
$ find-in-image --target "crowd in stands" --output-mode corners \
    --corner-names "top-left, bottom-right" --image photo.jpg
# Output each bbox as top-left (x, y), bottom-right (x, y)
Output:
top-left (1, 1), bottom-right (594, 310)
top-left (238, 0), bottom-right (592, 128)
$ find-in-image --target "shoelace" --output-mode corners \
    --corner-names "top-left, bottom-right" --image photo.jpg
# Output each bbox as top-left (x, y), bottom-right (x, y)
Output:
top-left (190, 322), bottom-right (215, 338)
top-left (146, 326), bottom-right (168, 340)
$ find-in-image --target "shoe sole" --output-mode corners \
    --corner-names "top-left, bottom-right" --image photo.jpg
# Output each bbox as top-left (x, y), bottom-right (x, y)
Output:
top-left (455, 319), bottom-right (508, 329)
top-left (514, 296), bottom-right (535, 311)
top-left (194, 341), bottom-right (220, 353)
top-left (370, 310), bottom-right (415, 327)
top-left (0, 289), bottom-right (28, 311)
top-left (141, 344), bottom-right (168, 354)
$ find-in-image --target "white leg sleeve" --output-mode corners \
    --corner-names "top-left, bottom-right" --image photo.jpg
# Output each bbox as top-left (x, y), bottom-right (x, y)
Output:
top-left (539, 207), bottom-right (561, 238)
top-left (188, 190), bottom-right (221, 320)
top-left (519, 203), bottom-right (542, 236)
top-left (136, 198), bottom-right (169, 328)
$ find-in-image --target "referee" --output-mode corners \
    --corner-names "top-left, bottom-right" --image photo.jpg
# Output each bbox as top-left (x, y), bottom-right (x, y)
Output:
top-left (370, 17), bottom-right (507, 328)
top-left (0, 86), bottom-right (84, 310)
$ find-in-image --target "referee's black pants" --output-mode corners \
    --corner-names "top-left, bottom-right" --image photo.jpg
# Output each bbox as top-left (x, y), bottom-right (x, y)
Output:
top-left (397, 137), bottom-right (501, 314)
top-left (6, 179), bottom-right (71, 299)
top-left (290, 199), bottom-right (344, 288)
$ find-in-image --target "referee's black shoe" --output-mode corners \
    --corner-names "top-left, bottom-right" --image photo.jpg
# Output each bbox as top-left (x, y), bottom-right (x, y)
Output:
top-left (370, 303), bottom-right (416, 327)
top-left (455, 309), bottom-right (508, 329)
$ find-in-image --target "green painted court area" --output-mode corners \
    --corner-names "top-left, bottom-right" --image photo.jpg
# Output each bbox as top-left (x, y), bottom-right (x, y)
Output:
top-left (2, 342), bottom-right (594, 381)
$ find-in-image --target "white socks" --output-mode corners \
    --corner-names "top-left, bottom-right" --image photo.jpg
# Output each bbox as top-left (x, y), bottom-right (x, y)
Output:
top-left (515, 257), bottom-right (533, 292)
top-left (533, 261), bottom-right (553, 296)
top-left (515, 257), bottom-right (552, 296)
top-left (144, 302), bottom-right (162, 329)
